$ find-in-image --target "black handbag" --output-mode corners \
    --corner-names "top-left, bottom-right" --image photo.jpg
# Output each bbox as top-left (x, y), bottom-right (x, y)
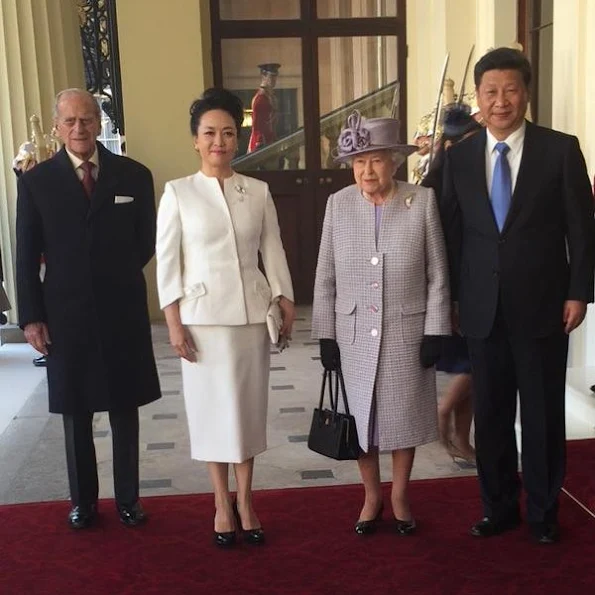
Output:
top-left (307, 367), bottom-right (362, 460)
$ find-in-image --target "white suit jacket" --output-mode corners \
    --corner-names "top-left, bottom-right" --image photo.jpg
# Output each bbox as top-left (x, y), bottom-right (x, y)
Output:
top-left (156, 171), bottom-right (293, 325)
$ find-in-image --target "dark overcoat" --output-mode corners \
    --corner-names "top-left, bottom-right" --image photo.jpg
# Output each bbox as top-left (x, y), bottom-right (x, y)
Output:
top-left (16, 144), bottom-right (161, 414)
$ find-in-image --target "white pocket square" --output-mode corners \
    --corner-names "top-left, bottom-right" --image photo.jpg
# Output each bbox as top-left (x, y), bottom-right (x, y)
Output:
top-left (114, 195), bottom-right (134, 204)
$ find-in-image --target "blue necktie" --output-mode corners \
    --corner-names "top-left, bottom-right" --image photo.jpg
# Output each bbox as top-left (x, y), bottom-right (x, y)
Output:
top-left (491, 142), bottom-right (511, 231)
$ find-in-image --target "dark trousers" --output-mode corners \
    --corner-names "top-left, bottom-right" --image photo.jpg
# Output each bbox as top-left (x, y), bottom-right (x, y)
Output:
top-left (63, 409), bottom-right (140, 508)
top-left (467, 312), bottom-right (568, 525)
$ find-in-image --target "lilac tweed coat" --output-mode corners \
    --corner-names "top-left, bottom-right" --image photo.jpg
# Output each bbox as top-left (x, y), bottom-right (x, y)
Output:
top-left (311, 182), bottom-right (451, 452)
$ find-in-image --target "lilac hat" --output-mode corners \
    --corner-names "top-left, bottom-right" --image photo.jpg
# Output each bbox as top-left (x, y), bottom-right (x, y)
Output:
top-left (334, 110), bottom-right (418, 163)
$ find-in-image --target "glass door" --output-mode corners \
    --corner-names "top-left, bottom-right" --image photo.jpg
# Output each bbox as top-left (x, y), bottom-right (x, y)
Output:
top-left (220, 37), bottom-right (305, 171)
top-left (210, 0), bottom-right (407, 303)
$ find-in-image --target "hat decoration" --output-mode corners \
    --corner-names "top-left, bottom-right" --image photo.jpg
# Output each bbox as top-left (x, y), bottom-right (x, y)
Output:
top-left (337, 111), bottom-right (371, 155)
top-left (334, 110), bottom-right (417, 163)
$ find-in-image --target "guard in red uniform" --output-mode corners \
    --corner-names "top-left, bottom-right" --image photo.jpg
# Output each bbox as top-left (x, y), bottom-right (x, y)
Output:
top-left (248, 63), bottom-right (280, 152)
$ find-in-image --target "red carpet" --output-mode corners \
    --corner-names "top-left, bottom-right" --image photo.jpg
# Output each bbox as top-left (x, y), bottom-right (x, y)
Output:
top-left (2, 450), bottom-right (595, 594)
top-left (565, 438), bottom-right (595, 513)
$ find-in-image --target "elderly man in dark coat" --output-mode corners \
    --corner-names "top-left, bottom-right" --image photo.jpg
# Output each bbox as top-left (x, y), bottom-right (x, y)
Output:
top-left (16, 88), bottom-right (161, 529)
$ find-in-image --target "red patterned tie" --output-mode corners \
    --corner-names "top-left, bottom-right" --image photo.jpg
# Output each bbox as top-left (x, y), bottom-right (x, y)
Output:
top-left (80, 161), bottom-right (95, 198)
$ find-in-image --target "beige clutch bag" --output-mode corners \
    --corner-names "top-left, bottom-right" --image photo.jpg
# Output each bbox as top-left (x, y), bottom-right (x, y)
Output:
top-left (266, 300), bottom-right (282, 345)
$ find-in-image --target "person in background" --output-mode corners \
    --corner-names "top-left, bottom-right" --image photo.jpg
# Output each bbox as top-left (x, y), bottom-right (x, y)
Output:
top-left (441, 48), bottom-right (595, 544)
top-left (156, 88), bottom-right (294, 549)
top-left (16, 88), bottom-right (161, 529)
top-left (422, 102), bottom-right (483, 466)
top-left (312, 110), bottom-right (451, 537)
top-left (12, 143), bottom-right (47, 365)
top-left (0, 243), bottom-right (10, 325)
top-left (248, 63), bottom-right (280, 153)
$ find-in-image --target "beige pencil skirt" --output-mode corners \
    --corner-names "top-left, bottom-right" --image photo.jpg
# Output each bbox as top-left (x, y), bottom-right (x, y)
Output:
top-left (180, 323), bottom-right (270, 464)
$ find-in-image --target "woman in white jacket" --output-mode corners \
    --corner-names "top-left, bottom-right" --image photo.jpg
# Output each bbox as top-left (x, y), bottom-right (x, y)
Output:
top-left (156, 88), bottom-right (294, 548)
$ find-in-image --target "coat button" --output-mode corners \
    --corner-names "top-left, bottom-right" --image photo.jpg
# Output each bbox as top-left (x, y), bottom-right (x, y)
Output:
top-left (369, 305), bottom-right (379, 313)
top-left (370, 282), bottom-right (379, 289)
top-left (370, 328), bottom-right (378, 337)
top-left (370, 256), bottom-right (379, 266)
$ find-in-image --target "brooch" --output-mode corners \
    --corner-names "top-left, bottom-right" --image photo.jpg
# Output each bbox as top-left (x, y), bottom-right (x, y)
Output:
top-left (234, 184), bottom-right (246, 202)
top-left (404, 193), bottom-right (414, 209)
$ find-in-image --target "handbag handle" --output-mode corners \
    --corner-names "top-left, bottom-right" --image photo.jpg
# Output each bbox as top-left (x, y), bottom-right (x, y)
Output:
top-left (318, 367), bottom-right (351, 416)
top-left (335, 366), bottom-right (351, 416)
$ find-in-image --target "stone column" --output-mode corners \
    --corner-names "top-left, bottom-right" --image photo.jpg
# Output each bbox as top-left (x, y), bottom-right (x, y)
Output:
top-left (0, 0), bottom-right (84, 324)
top-left (475, 0), bottom-right (517, 56)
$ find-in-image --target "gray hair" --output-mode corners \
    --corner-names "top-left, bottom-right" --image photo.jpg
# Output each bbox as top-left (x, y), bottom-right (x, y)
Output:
top-left (53, 88), bottom-right (101, 120)
top-left (390, 151), bottom-right (407, 169)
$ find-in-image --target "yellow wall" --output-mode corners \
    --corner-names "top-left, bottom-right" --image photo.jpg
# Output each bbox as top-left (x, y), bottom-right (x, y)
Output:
top-left (116, 0), bottom-right (213, 320)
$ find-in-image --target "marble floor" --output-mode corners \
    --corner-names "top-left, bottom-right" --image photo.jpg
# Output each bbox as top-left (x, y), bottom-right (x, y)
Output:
top-left (0, 306), bottom-right (593, 506)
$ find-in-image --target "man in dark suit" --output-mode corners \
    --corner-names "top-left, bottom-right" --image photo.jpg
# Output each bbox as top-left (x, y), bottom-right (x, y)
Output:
top-left (17, 89), bottom-right (161, 529)
top-left (441, 48), bottom-right (594, 544)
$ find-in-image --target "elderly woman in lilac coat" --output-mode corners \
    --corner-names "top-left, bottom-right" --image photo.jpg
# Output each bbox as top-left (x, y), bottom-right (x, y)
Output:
top-left (312, 111), bottom-right (451, 536)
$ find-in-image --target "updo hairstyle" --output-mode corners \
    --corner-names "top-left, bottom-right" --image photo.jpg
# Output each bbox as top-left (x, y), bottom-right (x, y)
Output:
top-left (189, 88), bottom-right (244, 136)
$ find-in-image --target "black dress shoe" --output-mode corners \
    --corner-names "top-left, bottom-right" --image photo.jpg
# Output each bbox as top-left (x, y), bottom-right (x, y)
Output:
top-left (233, 501), bottom-right (265, 545)
top-left (354, 504), bottom-right (384, 535)
top-left (470, 515), bottom-right (521, 537)
top-left (68, 503), bottom-right (97, 529)
top-left (529, 522), bottom-right (560, 544)
top-left (117, 501), bottom-right (147, 527)
top-left (395, 518), bottom-right (416, 536)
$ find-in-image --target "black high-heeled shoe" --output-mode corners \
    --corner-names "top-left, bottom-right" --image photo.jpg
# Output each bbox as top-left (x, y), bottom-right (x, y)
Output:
top-left (394, 518), bottom-right (416, 536)
top-left (233, 501), bottom-right (265, 545)
top-left (213, 505), bottom-right (237, 548)
top-left (354, 504), bottom-right (384, 536)
top-left (213, 530), bottom-right (237, 548)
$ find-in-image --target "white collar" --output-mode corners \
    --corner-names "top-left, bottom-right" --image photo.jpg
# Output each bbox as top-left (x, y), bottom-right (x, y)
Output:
top-left (486, 121), bottom-right (526, 156)
top-left (65, 146), bottom-right (99, 170)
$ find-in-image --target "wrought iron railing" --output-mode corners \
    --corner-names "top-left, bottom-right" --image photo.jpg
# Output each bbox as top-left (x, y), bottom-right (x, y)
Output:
top-left (78, 0), bottom-right (124, 135)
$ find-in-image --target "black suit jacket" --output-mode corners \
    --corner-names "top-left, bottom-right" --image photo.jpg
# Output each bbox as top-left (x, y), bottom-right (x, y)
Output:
top-left (16, 144), bottom-right (161, 413)
top-left (441, 121), bottom-right (595, 339)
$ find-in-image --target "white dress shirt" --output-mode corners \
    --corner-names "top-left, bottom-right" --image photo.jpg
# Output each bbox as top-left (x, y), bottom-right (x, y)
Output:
top-left (485, 121), bottom-right (525, 195)
top-left (65, 147), bottom-right (99, 181)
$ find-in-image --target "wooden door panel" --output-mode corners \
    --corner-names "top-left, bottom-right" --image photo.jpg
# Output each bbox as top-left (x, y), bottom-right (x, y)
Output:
top-left (271, 187), bottom-right (316, 304)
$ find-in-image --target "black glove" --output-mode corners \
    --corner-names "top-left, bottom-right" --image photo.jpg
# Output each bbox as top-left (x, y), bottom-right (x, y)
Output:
top-left (420, 335), bottom-right (444, 369)
top-left (320, 338), bottom-right (341, 371)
